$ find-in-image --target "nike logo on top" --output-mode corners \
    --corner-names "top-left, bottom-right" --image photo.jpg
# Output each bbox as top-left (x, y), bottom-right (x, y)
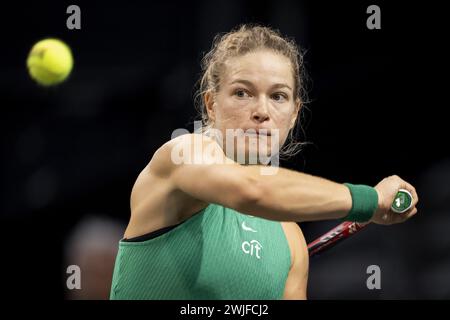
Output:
top-left (241, 221), bottom-right (257, 232)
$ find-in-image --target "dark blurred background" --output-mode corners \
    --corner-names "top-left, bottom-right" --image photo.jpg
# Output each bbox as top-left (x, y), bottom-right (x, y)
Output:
top-left (0, 0), bottom-right (448, 299)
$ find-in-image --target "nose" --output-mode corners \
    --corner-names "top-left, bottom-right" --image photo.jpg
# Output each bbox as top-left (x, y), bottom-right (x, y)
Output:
top-left (251, 97), bottom-right (270, 123)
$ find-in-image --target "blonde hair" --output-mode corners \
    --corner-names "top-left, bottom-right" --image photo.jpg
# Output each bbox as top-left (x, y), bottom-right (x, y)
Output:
top-left (194, 24), bottom-right (309, 159)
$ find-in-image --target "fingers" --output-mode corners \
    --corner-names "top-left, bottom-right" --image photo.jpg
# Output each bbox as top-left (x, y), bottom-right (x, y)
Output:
top-left (373, 174), bottom-right (420, 225)
top-left (408, 185), bottom-right (419, 207)
top-left (406, 207), bottom-right (418, 219)
top-left (400, 179), bottom-right (418, 205)
top-left (396, 177), bottom-right (419, 223)
top-left (393, 175), bottom-right (420, 208)
top-left (390, 175), bottom-right (419, 224)
top-left (398, 207), bottom-right (418, 224)
top-left (391, 205), bottom-right (418, 224)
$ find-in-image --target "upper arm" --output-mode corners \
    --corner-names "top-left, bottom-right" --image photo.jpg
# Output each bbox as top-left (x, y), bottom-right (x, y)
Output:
top-left (155, 134), bottom-right (259, 210)
top-left (282, 222), bottom-right (309, 300)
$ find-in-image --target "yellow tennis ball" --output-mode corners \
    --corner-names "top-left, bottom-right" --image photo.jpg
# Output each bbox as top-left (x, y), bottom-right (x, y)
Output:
top-left (27, 38), bottom-right (73, 86)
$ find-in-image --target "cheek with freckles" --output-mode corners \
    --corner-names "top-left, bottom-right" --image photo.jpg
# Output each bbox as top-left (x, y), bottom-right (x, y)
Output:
top-left (214, 97), bottom-right (251, 130)
top-left (271, 107), bottom-right (296, 143)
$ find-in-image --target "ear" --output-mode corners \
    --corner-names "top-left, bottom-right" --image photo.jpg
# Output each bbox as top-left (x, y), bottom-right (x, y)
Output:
top-left (204, 90), bottom-right (216, 123)
top-left (289, 98), bottom-right (302, 130)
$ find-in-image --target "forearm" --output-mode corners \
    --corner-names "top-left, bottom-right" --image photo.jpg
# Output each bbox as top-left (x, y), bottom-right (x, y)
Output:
top-left (169, 134), bottom-right (352, 222)
top-left (237, 165), bottom-right (352, 222)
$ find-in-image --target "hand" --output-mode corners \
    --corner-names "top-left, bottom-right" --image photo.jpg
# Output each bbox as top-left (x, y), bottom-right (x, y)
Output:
top-left (371, 175), bottom-right (419, 225)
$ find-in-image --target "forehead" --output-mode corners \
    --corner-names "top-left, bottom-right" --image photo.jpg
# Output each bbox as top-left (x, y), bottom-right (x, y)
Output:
top-left (223, 50), bottom-right (293, 86)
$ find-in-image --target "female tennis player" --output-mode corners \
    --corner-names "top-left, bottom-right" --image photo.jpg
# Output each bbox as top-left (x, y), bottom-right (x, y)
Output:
top-left (110, 25), bottom-right (418, 300)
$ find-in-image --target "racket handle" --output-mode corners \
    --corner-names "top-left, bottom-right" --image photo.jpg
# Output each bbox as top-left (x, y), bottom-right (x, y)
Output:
top-left (391, 188), bottom-right (413, 213)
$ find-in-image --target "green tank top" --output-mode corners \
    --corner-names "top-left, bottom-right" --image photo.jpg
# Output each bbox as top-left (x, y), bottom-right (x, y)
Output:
top-left (110, 203), bottom-right (291, 300)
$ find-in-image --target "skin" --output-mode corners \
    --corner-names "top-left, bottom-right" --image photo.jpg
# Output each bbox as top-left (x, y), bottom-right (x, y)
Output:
top-left (204, 50), bottom-right (300, 164)
top-left (205, 50), bottom-right (306, 298)
top-left (123, 50), bottom-right (419, 300)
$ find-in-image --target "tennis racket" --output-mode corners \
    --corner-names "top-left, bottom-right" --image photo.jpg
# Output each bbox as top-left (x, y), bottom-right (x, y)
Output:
top-left (308, 189), bottom-right (413, 257)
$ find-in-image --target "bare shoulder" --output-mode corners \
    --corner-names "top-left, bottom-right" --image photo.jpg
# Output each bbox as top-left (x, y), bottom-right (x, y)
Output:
top-left (125, 134), bottom-right (213, 239)
top-left (144, 134), bottom-right (199, 177)
top-left (142, 133), bottom-right (225, 176)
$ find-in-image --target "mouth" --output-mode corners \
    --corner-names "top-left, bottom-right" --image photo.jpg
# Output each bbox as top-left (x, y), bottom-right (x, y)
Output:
top-left (243, 129), bottom-right (272, 136)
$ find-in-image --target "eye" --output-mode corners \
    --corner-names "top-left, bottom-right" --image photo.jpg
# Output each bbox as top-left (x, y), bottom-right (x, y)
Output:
top-left (234, 89), bottom-right (250, 99)
top-left (271, 92), bottom-right (288, 102)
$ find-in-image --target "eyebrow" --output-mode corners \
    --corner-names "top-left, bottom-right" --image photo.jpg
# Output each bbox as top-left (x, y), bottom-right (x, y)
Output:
top-left (230, 79), bottom-right (292, 91)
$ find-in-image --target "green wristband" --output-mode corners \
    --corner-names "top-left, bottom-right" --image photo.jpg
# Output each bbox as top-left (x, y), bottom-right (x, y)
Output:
top-left (343, 183), bottom-right (379, 222)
